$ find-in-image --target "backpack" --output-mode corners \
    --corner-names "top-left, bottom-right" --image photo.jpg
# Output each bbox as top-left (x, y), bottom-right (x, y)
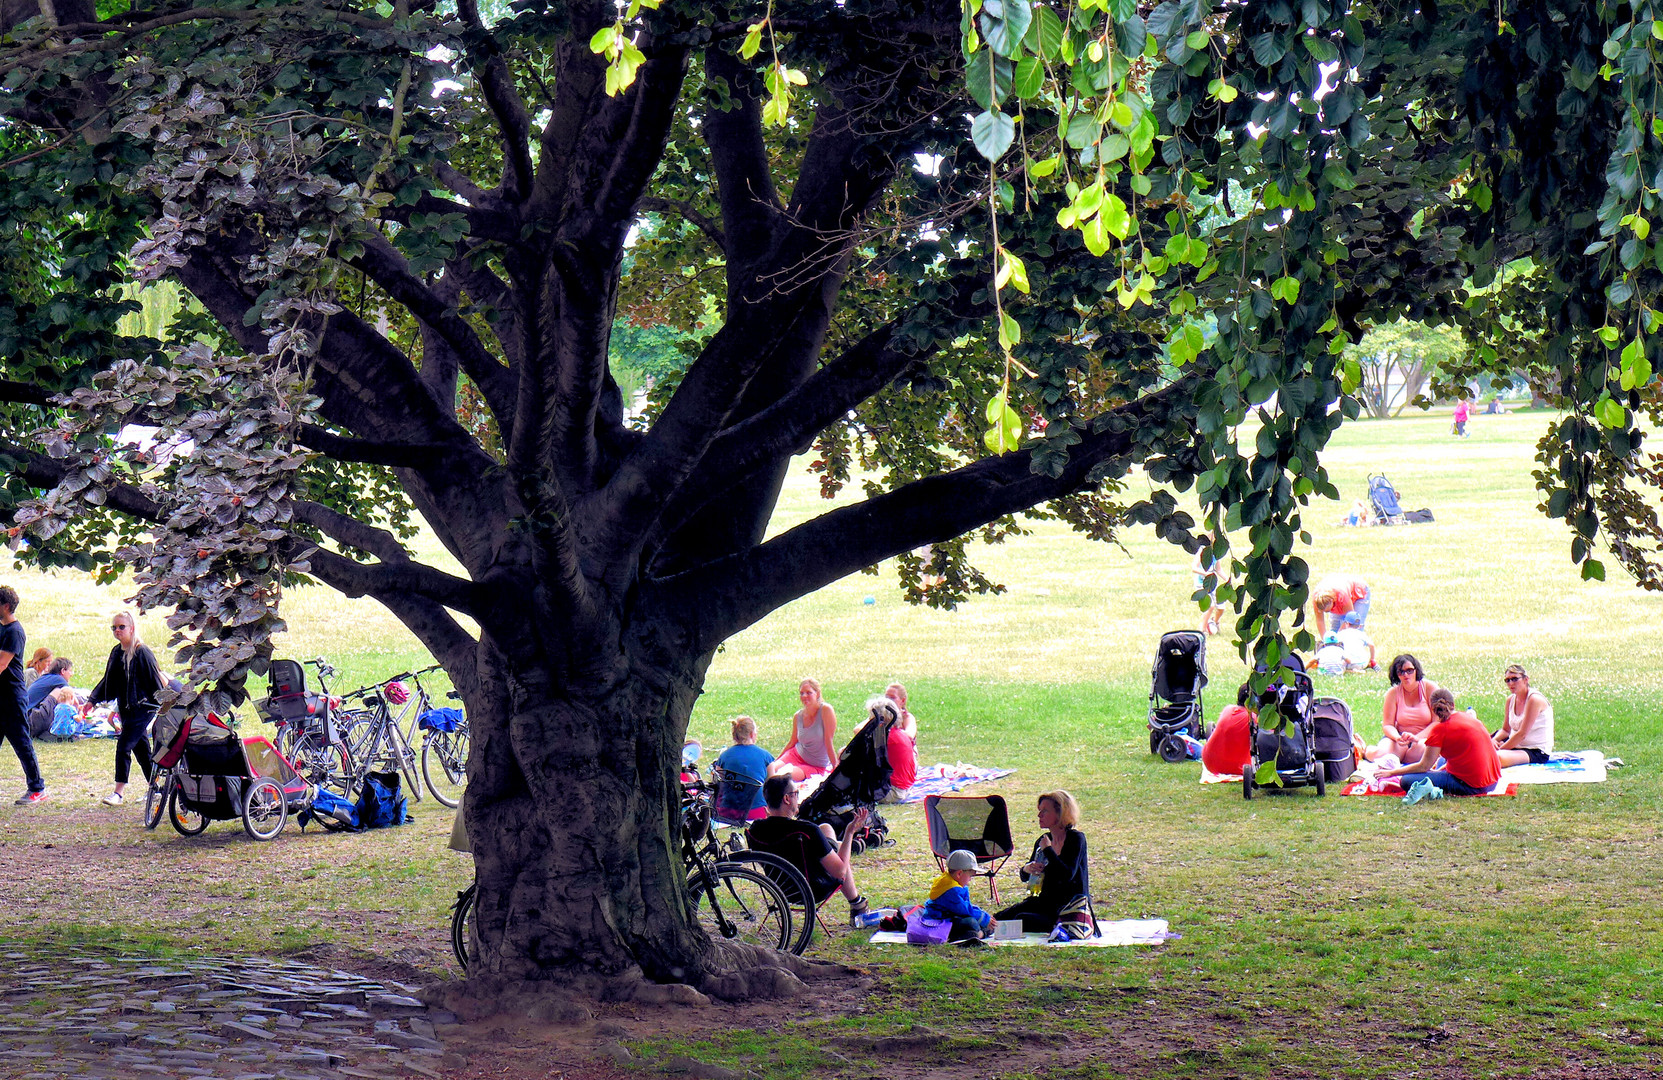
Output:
top-left (26, 698), bottom-right (55, 739)
top-left (355, 770), bottom-right (412, 829)
top-left (298, 787), bottom-right (360, 832)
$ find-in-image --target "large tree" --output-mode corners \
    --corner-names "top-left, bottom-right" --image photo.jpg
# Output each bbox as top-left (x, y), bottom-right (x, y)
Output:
top-left (2, 0), bottom-right (1659, 999)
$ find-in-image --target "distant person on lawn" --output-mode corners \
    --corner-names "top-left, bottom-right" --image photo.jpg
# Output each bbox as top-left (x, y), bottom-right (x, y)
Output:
top-left (1310, 573), bottom-right (1371, 635)
top-left (25, 656), bottom-right (72, 714)
top-left (91, 610), bottom-right (165, 807)
top-left (1492, 664), bottom-right (1555, 767)
top-left (0, 586), bottom-right (46, 805)
top-left (881, 683), bottom-right (918, 799)
top-left (21, 647), bottom-right (51, 688)
top-left (1373, 688), bottom-right (1501, 796)
top-left (768, 678), bottom-right (837, 781)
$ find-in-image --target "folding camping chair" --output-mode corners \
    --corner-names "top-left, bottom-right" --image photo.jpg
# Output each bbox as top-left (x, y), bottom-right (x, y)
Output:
top-left (923, 794), bottom-right (1014, 903)
top-left (709, 766), bottom-right (764, 828)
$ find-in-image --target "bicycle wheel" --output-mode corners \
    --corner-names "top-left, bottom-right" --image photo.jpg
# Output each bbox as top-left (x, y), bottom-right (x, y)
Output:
top-left (421, 728), bottom-right (469, 808)
top-left (336, 708), bottom-right (374, 760)
top-left (389, 728), bottom-right (423, 803)
top-left (143, 773), bottom-right (171, 831)
top-left (687, 866), bottom-right (793, 952)
top-left (291, 730), bottom-right (357, 798)
top-left (168, 785), bottom-right (210, 836)
top-left (451, 881), bottom-right (477, 971)
top-left (240, 777), bottom-right (288, 841)
top-left (717, 853), bottom-right (816, 955)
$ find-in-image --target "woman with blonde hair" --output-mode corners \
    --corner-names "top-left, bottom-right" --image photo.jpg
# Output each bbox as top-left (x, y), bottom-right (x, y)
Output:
top-left (1492, 664), bottom-right (1555, 767)
top-left (768, 678), bottom-right (837, 781)
top-left (712, 715), bottom-right (774, 820)
top-left (91, 610), bottom-right (165, 806)
top-left (993, 790), bottom-right (1091, 933)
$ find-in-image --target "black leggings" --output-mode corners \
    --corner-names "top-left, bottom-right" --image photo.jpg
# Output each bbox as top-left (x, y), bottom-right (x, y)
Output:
top-left (114, 707), bottom-right (154, 785)
top-left (1, 711), bottom-right (44, 793)
top-left (992, 896), bottom-right (1062, 934)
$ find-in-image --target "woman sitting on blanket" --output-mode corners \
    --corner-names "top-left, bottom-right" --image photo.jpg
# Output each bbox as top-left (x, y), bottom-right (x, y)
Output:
top-left (1376, 653), bottom-right (1439, 765)
top-left (1202, 683), bottom-right (1259, 777)
top-left (992, 790), bottom-right (1091, 934)
top-left (1492, 664), bottom-right (1555, 767)
top-left (1373, 688), bottom-right (1502, 796)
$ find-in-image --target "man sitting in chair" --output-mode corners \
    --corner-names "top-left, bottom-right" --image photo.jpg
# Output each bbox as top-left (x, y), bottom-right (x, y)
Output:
top-left (748, 775), bottom-right (874, 926)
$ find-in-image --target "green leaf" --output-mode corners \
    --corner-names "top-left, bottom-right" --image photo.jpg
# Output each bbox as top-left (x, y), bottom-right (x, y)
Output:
top-left (1102, 193), bottom-right (1132, 239)
top-left (999, 310), bottom-right (1022, 346)
top-left (1024, 4), bottom-right (1065, 59)
top-left (740, 24), bottom-right (764, 60)
top-left (1255, 760), bottom-right (1281, 786)
top-left (966, 50), bottom-right (1014, 110)
top-left (1581, 559), bottom-right (1606, 581)
top-left (971, 109), bottom-right (1017, 161)
top-left (1012, 53), bottom-right (1044, 98)
top-left (1081, 213), bottom-right (1110, 257)
top-left (1028, 153), bottom-right (1061, 177)
top-left (982, 0), bottom-right (1033, 57)
top-left (1321, 163), bottom-right (1357, 191)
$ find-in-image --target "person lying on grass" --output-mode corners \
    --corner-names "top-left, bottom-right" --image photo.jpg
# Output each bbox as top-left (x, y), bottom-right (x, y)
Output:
top-left (993, 790), bottom-right (1090, 933)
top-left (1372, 688), bottom-right (1502, 796)
top-left (923, 849), bottom-right (997, 942)
top-left (1492, 664), bottom-right (1555, 768)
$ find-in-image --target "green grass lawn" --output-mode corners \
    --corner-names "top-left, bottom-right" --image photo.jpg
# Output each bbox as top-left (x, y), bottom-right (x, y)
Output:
top-left (0, 408), bottom-right (1660, 1078)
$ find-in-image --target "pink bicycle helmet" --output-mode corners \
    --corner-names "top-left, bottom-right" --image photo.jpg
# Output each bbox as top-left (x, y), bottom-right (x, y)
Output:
top-left (384, 680), bottom-right (410, 705)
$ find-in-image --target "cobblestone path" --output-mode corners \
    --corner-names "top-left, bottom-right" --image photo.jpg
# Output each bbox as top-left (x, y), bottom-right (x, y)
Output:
top-left (0, 945), bottom-right (457, 1080)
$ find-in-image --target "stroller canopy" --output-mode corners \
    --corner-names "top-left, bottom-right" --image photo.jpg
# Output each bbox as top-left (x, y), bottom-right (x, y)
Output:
top-left (1368, 474), bottom-right (1404, 520)
top-left (799, 716), bottom-right (894, 822)
top-left (1151, 631), bottom-right (1208, 703)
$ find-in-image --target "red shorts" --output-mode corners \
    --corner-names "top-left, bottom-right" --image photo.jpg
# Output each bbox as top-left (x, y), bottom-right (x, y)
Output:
top-left (776, 745), bottom-right (831, 778)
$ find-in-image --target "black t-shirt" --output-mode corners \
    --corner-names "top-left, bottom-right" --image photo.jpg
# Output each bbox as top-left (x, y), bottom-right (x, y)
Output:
top-left (747, 816), bottom-right (840, 897)
top-left (0, 620), bottom-right (26, 716)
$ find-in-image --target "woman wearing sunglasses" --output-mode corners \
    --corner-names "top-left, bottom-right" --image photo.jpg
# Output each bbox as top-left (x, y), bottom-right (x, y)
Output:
top-left (91, 610), bottom-right (165, 807)
top-left (1491, 665), bottom-right (1554, 767)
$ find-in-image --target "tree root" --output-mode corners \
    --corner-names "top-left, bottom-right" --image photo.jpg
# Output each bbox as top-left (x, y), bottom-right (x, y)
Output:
top-left (423, 941), bottom-right (856, 1018)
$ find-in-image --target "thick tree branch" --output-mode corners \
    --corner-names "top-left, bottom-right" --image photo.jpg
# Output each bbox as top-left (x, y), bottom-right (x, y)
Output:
top-left (701, 49), bottom-right (782, 285)
top-left (2, 438), bottom-right (164, 523)
top-left (347, 230), bottom-right (516, 432)
top-left (291, 498), bottom-right (412, 564)
top-left (296, 543), bottom-right (481, 615)
top-left (663, 378), bottom-right (1202, 648)
top-left (294, 424), bottom-right (447, 469)
top-left (456, 0), bottom-right (534, 201)
top-left (0, 379), bottom-right (53, 406)
top-left (300, 546), bottom-right (481, 680)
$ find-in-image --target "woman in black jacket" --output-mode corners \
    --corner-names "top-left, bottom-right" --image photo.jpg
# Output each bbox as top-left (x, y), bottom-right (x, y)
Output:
top-left (93, 611), bottom-right (165, 807)
top-left (992, 790), bottom-right (1091, 933)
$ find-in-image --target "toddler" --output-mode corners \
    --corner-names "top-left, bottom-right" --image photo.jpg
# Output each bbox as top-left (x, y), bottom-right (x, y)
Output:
top-left (923, 849), bottom-right (995, 942)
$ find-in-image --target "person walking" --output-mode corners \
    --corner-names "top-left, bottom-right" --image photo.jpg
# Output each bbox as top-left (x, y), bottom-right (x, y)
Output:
top-left (1452, 398), bottom-right (1471, 437)
top-left (91, 610), bottom-right (165, 806)
top-left (0, 586), bottom-right (47, 805)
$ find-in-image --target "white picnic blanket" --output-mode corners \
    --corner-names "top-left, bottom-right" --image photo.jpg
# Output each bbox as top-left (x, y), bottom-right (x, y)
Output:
top-left (869, 918), bottom-right (1174, 948)
top-left (1500, 750), bottom-right (1609, 784)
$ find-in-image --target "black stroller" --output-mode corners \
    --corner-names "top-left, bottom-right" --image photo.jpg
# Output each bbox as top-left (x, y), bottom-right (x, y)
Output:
top-left (798, 710), bottom-right (894, 854)
top-left (1312, 697), bottom-right (1357, 783)
top-left (1148, 630), bottom-right (1208, 762)
top-left (1242, 656), bottom-right (1325, 799)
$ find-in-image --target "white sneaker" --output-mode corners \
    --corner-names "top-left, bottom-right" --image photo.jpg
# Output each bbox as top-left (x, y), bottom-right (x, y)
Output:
top-left (101, 792), bottom-right (123, 806)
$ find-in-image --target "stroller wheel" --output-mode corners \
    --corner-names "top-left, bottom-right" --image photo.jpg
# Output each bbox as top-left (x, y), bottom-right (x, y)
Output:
top-left (1149, 729), bottom-right (1162, 755)
top-left (850, 836), bottom-right (867, 857)
top-left (1158, 735), bottom-right (1187, 764)
top-left (241, 778), bottom-right (288, 841)
top-left (1242, 773), bottom-right (1255, 801)
top-left (1313, 765), bottom-right (1327, 798)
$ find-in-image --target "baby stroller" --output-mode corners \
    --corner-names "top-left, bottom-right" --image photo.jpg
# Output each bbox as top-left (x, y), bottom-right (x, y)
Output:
top-left (1367, 473), bottom-right (1406, 525)
top-left (146, 703), bottom-right (316, 840)
top-left (1312, 697), bottom-right (1357, 783)
top-left (798, 712), bottom-right (894, 854)
top-left (1148, 630), bottom-right (1208, 762)
top-left (1242, 655), bottom-right (1325, 799)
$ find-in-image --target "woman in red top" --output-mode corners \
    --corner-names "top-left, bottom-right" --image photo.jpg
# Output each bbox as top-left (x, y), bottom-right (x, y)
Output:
top-left (1202, 684), bottom-right (1259, 776)
top-left (1310, 573), bottom-right (1371, 635)
top-left (1373, 688), bottom-right (1501, 795)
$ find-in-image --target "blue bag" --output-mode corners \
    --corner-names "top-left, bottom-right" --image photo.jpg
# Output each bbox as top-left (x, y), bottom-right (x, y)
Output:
top-left (418, 707), bottom-right (463, 733)
top-left (355, 770), bottom-right (413, 829)
top-left (299, 786), bottom-right (360, 832)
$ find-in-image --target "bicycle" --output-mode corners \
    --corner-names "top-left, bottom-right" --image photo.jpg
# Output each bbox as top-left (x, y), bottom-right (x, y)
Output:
top-left (258, 657), bottom-right (356, 798)
top-left (337, 665), bottom-right (467, 806)
top-left (340, 675), bottom-right (424, 803)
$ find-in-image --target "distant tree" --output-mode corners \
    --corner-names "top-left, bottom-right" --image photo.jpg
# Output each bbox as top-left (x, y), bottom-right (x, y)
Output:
top-left (1347, 320), bottom-right (1467, 419)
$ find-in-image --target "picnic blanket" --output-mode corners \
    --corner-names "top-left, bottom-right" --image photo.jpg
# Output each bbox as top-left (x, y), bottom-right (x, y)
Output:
top-left (1199, 766), bottom-right (1241, 785)
top-left (893, 763), bottom-right (1016, 804)
top-left (1500, 750), bottom-right (1610, 784)
top-left (870, 918), bottom-right (1175, 947)
top-left (1341, 776), bottom-right (1517, 797)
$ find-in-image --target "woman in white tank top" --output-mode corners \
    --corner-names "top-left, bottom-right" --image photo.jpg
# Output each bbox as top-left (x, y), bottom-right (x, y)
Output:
top-left (1493, 664), bottom-right (1554, 767)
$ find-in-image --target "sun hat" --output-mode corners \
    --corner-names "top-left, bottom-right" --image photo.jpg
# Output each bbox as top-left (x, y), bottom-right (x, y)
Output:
top-left (946, 849), bottom-right (978, 873)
